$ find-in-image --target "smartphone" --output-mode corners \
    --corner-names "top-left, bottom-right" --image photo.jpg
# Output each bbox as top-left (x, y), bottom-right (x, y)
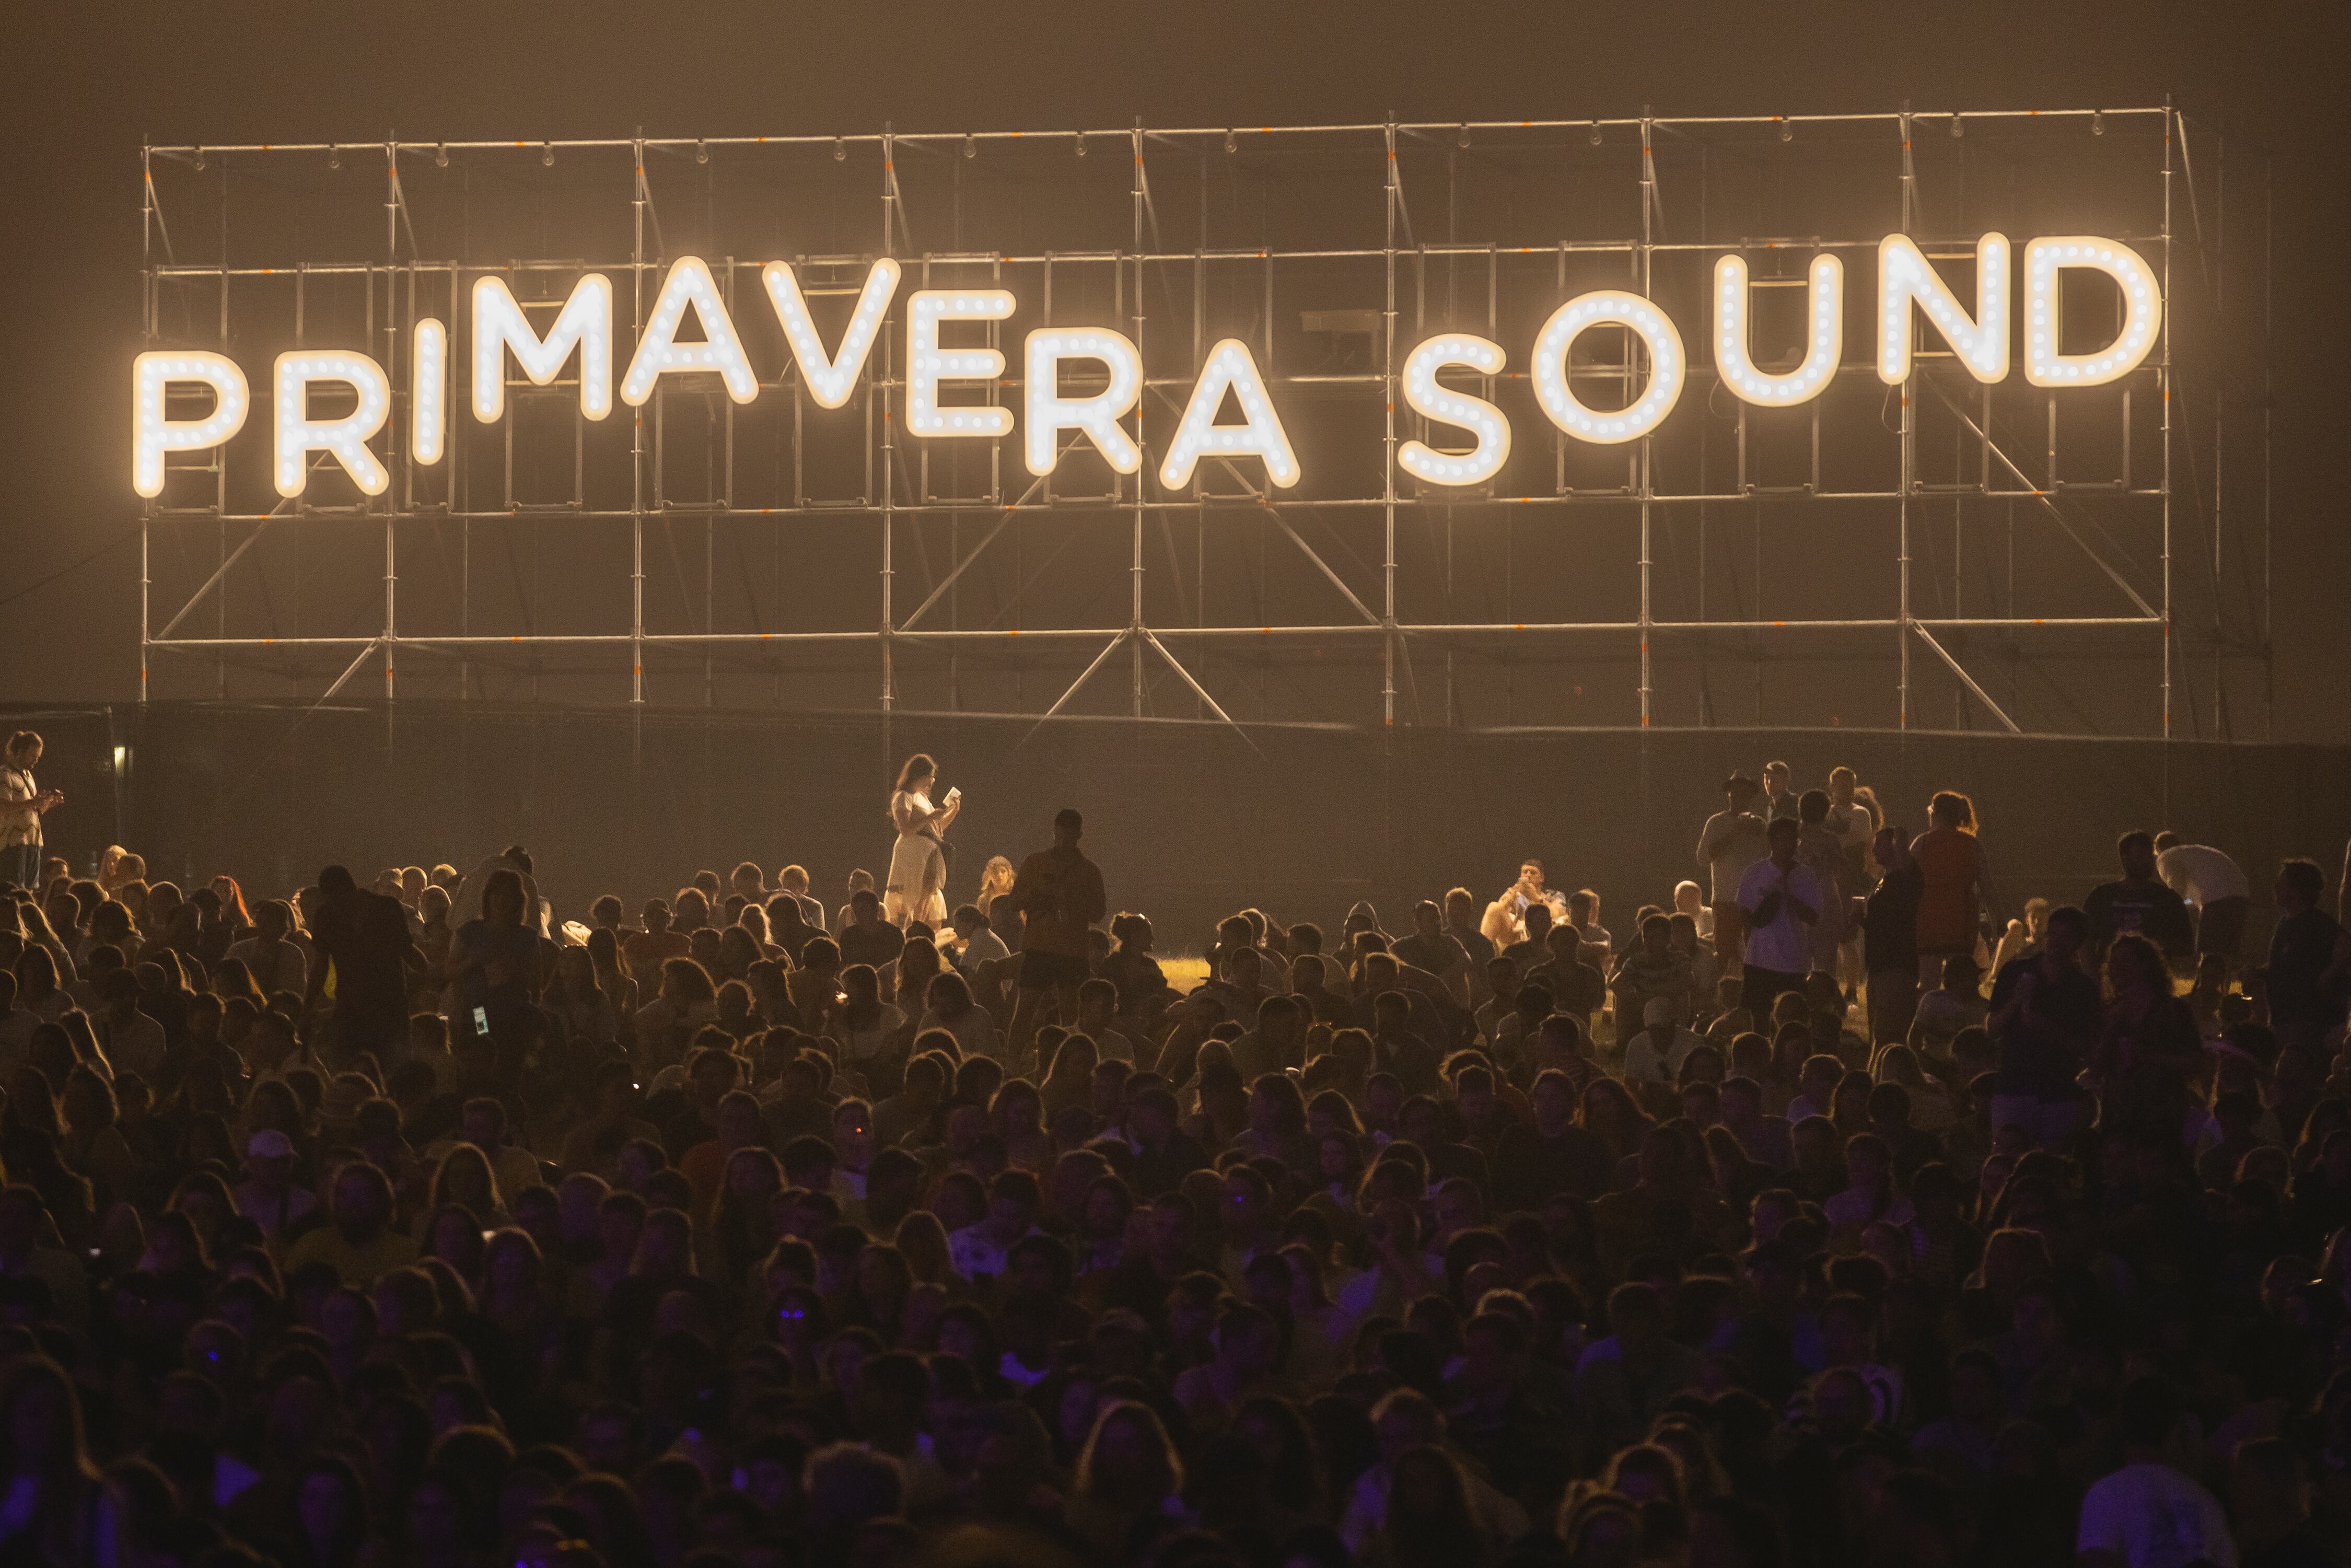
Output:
top-left (472, 1005), bottom-right (490, 1035)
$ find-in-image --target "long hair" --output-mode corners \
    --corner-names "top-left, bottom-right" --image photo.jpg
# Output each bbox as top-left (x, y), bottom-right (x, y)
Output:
top-left (1928, 791), bottom-right (1977, 832)
top-left (480, 868), bottom-right (527, 927)
top-left (429, 1142), bottom-right (503, 1217)
top-left (210, 876), bottom-right (253, 927)
top-left (659, 957), bottom-right (717, 1009)
top-left (0, 1355), bottom-right (95, 1482)
top-left (893, 753), bottom-right (936, 794)
top-left (1075, 1400), bottom-right (1182, 1508)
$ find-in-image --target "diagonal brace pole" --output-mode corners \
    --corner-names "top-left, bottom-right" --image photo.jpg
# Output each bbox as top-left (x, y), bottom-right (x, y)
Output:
top-left (1924, 379), bottom-right (2158, 619)
top-left (898, 467), bottom-right (1054, 631)
top-left (1911, 624), bottom-right (2023, 735)
top-left (1016, 630), bottom-right (1132, 746)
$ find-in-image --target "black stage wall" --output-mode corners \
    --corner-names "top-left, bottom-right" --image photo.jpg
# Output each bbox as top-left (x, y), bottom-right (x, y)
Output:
top-left (7, 702), bottom-right (2348, 953)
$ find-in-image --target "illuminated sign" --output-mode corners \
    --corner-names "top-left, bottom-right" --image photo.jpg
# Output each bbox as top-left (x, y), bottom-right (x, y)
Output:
top-left (130, 231), bottom-right (2160, 497)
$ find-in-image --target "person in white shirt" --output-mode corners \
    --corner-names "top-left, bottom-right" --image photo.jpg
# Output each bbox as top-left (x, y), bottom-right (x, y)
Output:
top-left (0, 731), bottom-right (63, 892)
top-left (1672, 880), bottom-right (1714, 941)
top-left (1072, 978), bottom-right (1142, 1064)
top-left (2151, 832), bottom-right (2251, 968)
top-left (1736, 817), bottom-right (1821, 1014)
top-left (2077, 1375), bottom-right (2236, 1568)
top-left (232, 1130), bottom-right (318, 1245)
top-left (1697, 775), bottom-right (1769, 976)
top-left (1621, 997), bottom-right (1701, 1088)
top-left (947, 904), bottom-right (1010, 973)
top-left (92, 972), bottom-right (166, 1083)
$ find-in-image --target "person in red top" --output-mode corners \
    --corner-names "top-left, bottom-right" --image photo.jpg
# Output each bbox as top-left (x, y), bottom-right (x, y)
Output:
top-left (1007, 808), bottom-right (1107, 1071)
top-left (1909, 790), bottom-right (1988, 984)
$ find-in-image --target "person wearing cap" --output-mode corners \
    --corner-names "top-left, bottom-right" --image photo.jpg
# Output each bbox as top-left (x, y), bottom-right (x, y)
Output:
top-left (315, 1071), bottom-right (374, 1136)
top-left (1621, 996), bottom-right (1701, 1090)
top-left (623, 897), bottom-right (691, 984)
top-left (232, 1129), bottom-right (316, 1247)
top-left (1697, 775), bottom-right (1768, 980)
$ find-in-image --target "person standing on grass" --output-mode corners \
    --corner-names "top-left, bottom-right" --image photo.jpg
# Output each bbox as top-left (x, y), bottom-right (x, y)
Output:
top-left (1698, 774), bottom-right (1769, 979)
top-left (1737, 817), bottom-right (1820, 1016)
top-left (1008, 808), bottom-right (1105, 1072)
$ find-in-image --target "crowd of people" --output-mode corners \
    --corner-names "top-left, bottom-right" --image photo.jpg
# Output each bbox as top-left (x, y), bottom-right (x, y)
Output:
top-left (0, 728), bottom-right (2349, 1568)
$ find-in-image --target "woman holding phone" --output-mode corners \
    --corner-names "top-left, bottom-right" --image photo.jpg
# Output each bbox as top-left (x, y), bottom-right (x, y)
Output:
top-left (1, 732), bottom-right (63, 892)
top-left (884, 753), bottom-right (961, 928)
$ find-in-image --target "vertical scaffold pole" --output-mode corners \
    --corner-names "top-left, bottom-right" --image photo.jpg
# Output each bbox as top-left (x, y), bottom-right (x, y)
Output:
top-left (139, 145), bottom-right (153, 704)
top-left (881, 127), bottom-right (898, 713)
top-left (631, 138), bottom-right (648, 704)
top-left (1897, 111), bottom-right (1917, 730)
top-left (382, 143), bottom-right (398, 704)
top-left (1132, 123), bottom-right (1148, 718)
top-left (2161, 102), bottom-right (2175, 739)
top-left (1382, 120), bottom-right (1400, 728)
top-left (1637, 115), bottom-right (1656, 728)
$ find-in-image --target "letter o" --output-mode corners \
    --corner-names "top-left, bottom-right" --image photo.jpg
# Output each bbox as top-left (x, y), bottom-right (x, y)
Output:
top-left (1531, 290), bottom-right (1685, 445)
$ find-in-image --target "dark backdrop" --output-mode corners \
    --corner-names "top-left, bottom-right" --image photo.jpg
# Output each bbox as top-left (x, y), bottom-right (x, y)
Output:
top-left (16, 702), bottom-right (2346, 950)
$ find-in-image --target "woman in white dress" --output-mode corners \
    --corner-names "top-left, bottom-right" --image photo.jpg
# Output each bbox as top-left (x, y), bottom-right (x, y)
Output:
top-left (884, 754), bottom-right (961, 928)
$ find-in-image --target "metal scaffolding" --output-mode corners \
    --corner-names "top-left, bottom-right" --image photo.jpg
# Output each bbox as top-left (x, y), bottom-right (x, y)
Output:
top-left (135, 107), bottom-right (2273, 737)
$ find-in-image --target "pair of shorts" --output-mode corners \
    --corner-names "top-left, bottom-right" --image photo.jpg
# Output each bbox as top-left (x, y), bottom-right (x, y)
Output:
top-left (1866, 968), bottom-right (1919, 1047)
top-left (1017, 949), bottom-right (1090, 991)
top-left (2196, 896), bottom-right (2249, 959)
top-left (1741, 963), bottom-right (1805, 1016)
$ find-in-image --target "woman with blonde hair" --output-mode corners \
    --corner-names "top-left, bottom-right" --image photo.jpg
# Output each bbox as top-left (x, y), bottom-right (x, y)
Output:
top-left (977, 854), bottom-right (1016, 911)
top-left (883, 753), bottom-right (961, 928)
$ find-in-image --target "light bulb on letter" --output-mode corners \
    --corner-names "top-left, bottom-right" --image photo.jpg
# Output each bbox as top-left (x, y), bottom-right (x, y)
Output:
top-left (1878, 232), bottom-right (2009, 384)
top-left (472, 273), bottom-right (612, 421)
top-left (905, 289), bottom-right (1016, 439)
top-left (274, 351), bottom-right (391, 498)
top-left (1398, 334), bottom-right (1510, 485)
top-left (1531, 291), bottom-right (1685, 444)
top-left (1159, 339), bottom-right (1299, 489)
top-left (761, 258), bottom-right (901, 409)
top-left (412, 318), bottom-right (447, 465)
top-left (1022, 328), bottom-right (1143, 475)
top-left (2022, 236), bottom-right (2162, 387)
top-left (621, 256), bottom-right (760, 406)
top-left (132, 351), bottom-right (249, 498)
top-left (1714, 254), bottom-right (1843, 406)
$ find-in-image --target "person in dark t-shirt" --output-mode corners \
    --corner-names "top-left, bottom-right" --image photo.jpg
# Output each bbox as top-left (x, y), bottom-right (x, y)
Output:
top-left (307, 864), bottom-right (422, 1065)
top-left (836, 887), bottom-right (907, 970)
top-left (1864, 827), bottom-right (1924, 1046)
top-left (2082, 831), bottom-right (2194, 963)
top-left (2267, 856), bottom-right (2351, 1053)
top-left (1986, 904), bottom-right (2101, 1149)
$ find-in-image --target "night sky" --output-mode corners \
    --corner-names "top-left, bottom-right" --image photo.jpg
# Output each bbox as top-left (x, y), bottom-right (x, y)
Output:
top-left (3, 2), bottom-right (2343, 735)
